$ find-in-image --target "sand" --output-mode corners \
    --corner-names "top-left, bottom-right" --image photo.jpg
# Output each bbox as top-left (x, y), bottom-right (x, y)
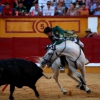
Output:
top-left (0, 73), bottom-right (100, 100)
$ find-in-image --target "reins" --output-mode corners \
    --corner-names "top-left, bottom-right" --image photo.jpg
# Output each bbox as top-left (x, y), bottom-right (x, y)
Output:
top-left (51, 40), bottom-right (66, 65)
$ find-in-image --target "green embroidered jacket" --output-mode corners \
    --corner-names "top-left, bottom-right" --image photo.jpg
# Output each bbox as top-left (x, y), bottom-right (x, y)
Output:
top-left (49, 26), bottom-right (77, 45)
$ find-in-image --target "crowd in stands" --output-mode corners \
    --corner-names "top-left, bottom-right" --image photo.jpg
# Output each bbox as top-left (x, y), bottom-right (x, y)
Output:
top-left (0, 0), bottom-right (100, 16)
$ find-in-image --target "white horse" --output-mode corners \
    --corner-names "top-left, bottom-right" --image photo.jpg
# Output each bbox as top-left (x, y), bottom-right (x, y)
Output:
top-left (38, 40), bottom-right (91, 94)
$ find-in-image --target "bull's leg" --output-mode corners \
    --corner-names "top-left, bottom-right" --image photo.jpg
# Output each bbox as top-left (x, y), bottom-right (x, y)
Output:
top-left (30, 85), bottom-right (39, 98)
top-left (9, 84), bottom-right (15, 100)
top-left (42, 72), bottom-right (51, 79)
top-left (52, 67), bottom-right (67, 94)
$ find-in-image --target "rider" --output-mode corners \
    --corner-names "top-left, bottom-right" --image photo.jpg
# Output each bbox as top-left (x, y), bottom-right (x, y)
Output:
top-left (43, 26), bottom-right (89, 69)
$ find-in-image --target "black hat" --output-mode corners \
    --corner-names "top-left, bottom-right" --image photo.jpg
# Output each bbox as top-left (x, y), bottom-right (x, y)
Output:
top-left (44, 27), bottom-right (52, 34)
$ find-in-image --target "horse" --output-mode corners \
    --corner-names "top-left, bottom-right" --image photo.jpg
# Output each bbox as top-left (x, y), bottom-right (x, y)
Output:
top-left (38, 40), bottom-right (91, 94)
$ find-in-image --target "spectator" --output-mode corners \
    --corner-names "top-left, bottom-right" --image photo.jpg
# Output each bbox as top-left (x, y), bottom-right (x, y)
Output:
top-left (1, 0), bottom-right (18, 8)
top-left (38, 0), bottom-right (53, 8)
top-left (75, 1), bottom-right (80, 9)
top-left (86, 0), bottom-right (96, 9)
top-left (78, 3), bottom-right (89, 15)
top-left (64, 0), bottom-right (76, 9)
top-left (2, 3), bottom-right (13, 15)
top-left (76, 0), bottom-right (85, 7)
top-left (52, 0), bottom-right (58, 7)
top-left (14, 2), bottom-right (27, 16)
top-left (23, 0), bottom-right (34, 12)
top-left (90, 0), bottom-right (100, 15)
top-left (55, 0), bottom-right (66, 16)
top-left (43, 1), bottom-right (55, 16)
top-left (33, 0), bottom-right (38, 5)
top-left (29, 3), bottom-right (42, 16)
top-left (0, 1), bottom-right (4, 15)
top-left (18, 0), bottom-right (24, 3)
top-left (84, 28), bottom-right (97, 37)
top-left (66, 3), bottom-right (79, 16)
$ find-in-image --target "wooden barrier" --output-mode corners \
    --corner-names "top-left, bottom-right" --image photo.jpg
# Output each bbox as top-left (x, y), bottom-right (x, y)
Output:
top-left (0, 16), bottom-right (100, 38)
top-left (0, 16), bottom-right (100, 71)
top-left (0, 37), bottom-right (100, 63)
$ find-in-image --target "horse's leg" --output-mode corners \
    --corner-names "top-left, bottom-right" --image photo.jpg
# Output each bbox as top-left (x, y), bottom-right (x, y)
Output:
top-left (79, 67), bottom-right (91, 93)
top-left (67, 68), bottom-right (82, 86)
top-left (51, 60), bottom-right (67, 94)
top-left (53, 68), bottom-right (67, 94)
top-left (68, 61), bottom-right (91, 93)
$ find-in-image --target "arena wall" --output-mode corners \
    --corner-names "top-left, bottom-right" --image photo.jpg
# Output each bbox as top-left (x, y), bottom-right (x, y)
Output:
top-left (0, 16), bottom-right (100, 63)
top-left (0, 16), bottom-right (100, 38)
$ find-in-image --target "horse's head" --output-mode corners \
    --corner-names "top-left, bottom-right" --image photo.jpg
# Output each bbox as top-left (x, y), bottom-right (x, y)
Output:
top-left (41, 45), bottom-right (58, 67)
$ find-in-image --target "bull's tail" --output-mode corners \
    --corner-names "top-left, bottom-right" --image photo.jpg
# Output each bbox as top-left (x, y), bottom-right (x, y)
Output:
top-left (42, 72), bottom-right (51, 79)
top-left (31, 56), bottom-right (43, 63)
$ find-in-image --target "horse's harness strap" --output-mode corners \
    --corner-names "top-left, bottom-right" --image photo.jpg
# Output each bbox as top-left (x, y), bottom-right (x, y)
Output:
top-left (56, 52), bottom-right (59, 57)
top-left (43, 58), bottom-right (51, 63)
top-left (51, 40), bottom-right (66, 65)
top-left (68, 46), bottom-right (81, 69)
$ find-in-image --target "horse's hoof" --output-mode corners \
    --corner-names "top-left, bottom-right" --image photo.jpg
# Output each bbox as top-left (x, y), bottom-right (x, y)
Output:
top-left (80, 85), bottom-right (85, 91)
top-left (63, 92), bottom-right (67, 95)
top-left (86, 90), bottom-right (91, 93)
top-left (63, 90), bottom-right (67, 95)
top-left (77, 85), bottom-right (85, 91)
top-left (76, 85), bottom-right (80, 88)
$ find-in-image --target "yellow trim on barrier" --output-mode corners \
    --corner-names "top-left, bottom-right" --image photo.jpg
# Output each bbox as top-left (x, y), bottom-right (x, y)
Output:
top-left (44, 67), bottom-right (100, 73)
top-left (0, 17), bottom-right (88, 38)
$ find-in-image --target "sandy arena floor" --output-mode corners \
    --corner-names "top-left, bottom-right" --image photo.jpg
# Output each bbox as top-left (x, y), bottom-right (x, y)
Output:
top-left (0, 73), bottom-right (100, 100)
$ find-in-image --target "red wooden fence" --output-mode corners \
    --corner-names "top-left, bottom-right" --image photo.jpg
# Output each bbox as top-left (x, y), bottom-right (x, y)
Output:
top-left (0, 37), bottom-right (100, 63)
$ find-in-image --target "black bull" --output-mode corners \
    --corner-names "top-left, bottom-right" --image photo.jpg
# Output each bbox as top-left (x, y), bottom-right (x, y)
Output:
top-left (0, 58), bottom-right (44, 100)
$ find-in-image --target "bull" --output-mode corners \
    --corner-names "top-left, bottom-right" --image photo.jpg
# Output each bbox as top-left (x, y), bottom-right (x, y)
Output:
top-left (0, 58), bottom-right (50, 100)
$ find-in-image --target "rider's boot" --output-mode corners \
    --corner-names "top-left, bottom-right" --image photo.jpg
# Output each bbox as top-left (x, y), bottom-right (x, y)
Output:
top-left (60, 56), bottom-right (65, 70)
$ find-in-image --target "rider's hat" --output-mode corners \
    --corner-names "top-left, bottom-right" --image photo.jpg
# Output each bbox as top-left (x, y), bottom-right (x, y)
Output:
top-left (44, 27), bottom-right (52, 34)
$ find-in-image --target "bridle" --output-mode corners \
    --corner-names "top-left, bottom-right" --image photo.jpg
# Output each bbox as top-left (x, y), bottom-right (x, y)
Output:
top-left (43, 40), bottom-right (66, 66)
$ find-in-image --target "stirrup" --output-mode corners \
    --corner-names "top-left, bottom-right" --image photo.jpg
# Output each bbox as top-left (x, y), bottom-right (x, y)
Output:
top-left (60, 66), bottom-right (65, 71)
